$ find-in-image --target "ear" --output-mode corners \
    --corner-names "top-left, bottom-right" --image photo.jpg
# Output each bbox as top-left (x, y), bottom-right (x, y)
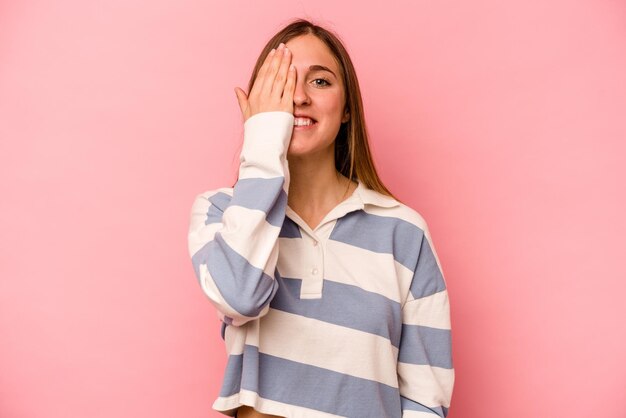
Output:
top-left (342, 107), bottom-right (350, 124)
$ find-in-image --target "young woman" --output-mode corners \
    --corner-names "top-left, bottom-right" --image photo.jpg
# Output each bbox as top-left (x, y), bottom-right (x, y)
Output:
top-left (188, 19), bottom-right (454, 418)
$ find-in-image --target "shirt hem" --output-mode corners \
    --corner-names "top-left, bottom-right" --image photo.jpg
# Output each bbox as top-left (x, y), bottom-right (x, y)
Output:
top-left (213, 389), bottom-right (347, 418)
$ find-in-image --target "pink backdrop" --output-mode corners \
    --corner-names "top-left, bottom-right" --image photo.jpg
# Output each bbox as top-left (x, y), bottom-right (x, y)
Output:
top-left (1, 1), bottom-right (625, 417)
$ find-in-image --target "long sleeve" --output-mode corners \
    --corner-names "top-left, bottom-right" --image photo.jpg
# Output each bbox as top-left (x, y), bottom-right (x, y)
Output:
top-left (187, 111), bottom-right (294, 327)
top-left (397, 225), bottom-right (455, 417)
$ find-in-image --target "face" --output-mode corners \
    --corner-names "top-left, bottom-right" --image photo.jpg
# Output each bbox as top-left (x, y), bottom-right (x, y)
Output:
top-left (284, 34), bottom-right (350, 157)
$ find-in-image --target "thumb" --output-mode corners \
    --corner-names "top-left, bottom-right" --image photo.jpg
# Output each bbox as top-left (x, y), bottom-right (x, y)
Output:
top-left (234, 87), bottom-right (248, 119)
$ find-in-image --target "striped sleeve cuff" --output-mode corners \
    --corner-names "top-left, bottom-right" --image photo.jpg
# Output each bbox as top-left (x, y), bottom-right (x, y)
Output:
top-left (239, 111), bottom-right (294, 180)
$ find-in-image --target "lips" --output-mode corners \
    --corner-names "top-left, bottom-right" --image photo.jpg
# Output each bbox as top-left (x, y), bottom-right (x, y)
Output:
top-left (294, 113), bottom-right (317, 122)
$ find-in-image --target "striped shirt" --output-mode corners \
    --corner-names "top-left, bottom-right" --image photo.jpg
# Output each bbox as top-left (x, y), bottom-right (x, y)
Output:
top-left (187, 111), bottom-right (454, 418)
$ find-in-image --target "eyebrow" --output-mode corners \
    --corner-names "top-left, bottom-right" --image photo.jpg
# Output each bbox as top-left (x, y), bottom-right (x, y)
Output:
top-left (308, 65), bottom-right (337, 78)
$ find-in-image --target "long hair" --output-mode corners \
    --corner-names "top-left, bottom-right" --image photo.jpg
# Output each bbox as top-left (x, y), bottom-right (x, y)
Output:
top-left (233, 18), bottom-right (400, 202)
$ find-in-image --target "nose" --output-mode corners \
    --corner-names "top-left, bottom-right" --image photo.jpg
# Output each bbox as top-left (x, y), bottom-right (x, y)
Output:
top-left (292, 71), bottom-right (310, 106)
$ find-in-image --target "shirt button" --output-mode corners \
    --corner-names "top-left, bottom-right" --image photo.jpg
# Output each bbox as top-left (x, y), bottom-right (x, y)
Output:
top-left (312, 268), bottom-right (318, 275)
top-left (313, 240), bottom-right (318, 246)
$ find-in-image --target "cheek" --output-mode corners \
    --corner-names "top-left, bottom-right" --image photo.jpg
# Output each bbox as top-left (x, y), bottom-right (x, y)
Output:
top-left (319, 92), bottom-right (346, 117)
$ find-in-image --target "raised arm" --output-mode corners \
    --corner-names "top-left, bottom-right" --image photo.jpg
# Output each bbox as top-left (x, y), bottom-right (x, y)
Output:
top-left (188, 111), bottom-right (294, 327)
top-left (187, 43), bottom-right (296, 327)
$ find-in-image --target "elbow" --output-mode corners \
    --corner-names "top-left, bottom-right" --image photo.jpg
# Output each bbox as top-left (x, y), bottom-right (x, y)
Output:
top-left (217, 268), bottom-right (279, 318)
top-left (191, 237), bottom-right (280, 320)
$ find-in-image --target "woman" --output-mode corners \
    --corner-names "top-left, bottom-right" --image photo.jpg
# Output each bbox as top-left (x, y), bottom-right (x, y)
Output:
top-left (187, 18), bottom-right (454, 418)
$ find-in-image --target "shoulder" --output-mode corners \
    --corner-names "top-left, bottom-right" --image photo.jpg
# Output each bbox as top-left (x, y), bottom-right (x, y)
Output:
top-left (393, 201), bottom-right (431, 234)
top-left (357, 189), bottom-right (442, 280)
top-left (357, 185), bottom-right (431, 235)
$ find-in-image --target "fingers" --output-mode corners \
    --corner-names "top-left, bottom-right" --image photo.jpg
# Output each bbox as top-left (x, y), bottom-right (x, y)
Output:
top-left (249, 48), bottom-right (276, 99)
top-left (246, 42), bottom-right (294, 116)
top-left (271, 45), bottom-right (292, 98)
top-left (281, 62), bottom-right (296, 108)
top-left (259, 43), bottom-right (287, 99)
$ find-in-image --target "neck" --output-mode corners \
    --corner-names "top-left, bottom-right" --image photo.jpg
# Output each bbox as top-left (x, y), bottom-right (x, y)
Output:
top-left (287, 152), bottom-right (354, 213)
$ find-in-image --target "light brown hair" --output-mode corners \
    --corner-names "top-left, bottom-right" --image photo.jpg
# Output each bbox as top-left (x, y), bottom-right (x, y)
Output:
top-left (235, 18), bottom-right (400, 202)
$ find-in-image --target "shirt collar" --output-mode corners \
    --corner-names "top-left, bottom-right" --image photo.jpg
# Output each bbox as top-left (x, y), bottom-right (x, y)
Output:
top-left (355, 179), bottom-right (401, 208)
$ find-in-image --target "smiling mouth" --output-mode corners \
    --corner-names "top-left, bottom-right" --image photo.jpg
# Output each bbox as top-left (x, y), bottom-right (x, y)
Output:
top-left (294, 117), bottom-right (317, 127)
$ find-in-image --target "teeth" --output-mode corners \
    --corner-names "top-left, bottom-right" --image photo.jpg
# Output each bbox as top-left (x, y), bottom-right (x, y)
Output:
top-left (294, 117), bottom-right (314, 126)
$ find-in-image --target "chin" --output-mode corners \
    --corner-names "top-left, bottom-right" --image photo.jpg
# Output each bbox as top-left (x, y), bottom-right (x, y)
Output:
top-left (286, 147), bottom-right (309, 158)
top-left (287, 134), bottom-right (335, 156)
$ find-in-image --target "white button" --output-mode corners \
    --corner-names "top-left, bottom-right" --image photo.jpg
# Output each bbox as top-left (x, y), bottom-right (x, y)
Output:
top-left (313, 241), bottom-right (318, 246)
top-left (312, 268), bottom-right (318, 275)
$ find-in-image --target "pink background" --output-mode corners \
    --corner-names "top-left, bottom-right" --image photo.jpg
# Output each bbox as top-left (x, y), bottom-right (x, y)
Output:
top-left (1, 1), bottom-right (625, 417)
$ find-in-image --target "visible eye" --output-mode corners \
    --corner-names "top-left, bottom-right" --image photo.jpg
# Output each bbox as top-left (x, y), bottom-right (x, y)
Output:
top-left (312, 78), bottom-right (331, 87)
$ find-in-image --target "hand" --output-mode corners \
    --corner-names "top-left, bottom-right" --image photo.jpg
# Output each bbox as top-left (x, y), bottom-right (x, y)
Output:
top-left (234, 43), bottom-right (296, 123)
